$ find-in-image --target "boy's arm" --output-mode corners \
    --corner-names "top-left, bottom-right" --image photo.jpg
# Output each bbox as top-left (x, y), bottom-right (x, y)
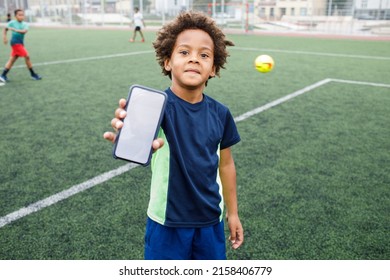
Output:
top-left (3, 28), bottom-right (8, 45)
top-left (219, 147), bottom-right (244, 249)
top-left (8, 27), bottom-right (28, 34)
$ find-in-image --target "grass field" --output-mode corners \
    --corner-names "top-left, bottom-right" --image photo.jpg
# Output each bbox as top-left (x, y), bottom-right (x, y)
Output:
top-left (0, 27), bottom-right (389, 260)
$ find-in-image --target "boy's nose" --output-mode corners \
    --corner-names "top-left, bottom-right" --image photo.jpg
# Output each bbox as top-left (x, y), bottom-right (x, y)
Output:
top-left (189, 55), bottom-right (199, 63)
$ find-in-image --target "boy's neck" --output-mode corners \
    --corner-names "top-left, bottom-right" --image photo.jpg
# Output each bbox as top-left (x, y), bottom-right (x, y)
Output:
top-left (170, 85), bottom-right (204, 104)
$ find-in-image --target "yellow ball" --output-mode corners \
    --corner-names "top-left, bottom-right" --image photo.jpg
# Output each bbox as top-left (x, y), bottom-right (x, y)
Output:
top-left (255, 55), bottom-right (274, 73)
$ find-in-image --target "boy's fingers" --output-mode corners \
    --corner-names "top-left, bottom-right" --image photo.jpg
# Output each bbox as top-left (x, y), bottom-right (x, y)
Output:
top-left (111, 118), bottom-right (123, 130)
top-left (152, 138), bottom-right (164, 151)
top-left (115, 98), bottom-right (127, 119)
top-left (230, 229), bottom-right (244, 250)
top-left (115, 108), bottom-right (127, 119)
top-left (119, 98), bottom-right (127, 109)
top-left (228, 221), bottom-right (244, 250)
top-left (105, 99), bottom-right (126, 144)
top-left (103, 132), bottom-right (116, 143)
top-left (233, 238), bottom-right (243, 249)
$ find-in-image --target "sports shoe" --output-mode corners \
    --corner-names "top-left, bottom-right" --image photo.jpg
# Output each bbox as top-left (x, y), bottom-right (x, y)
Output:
top-left (31, 73), bottom-right (42, 80)
top-left (141, 38), bottom-right (145, 42)
top-left (129, 39), bottom-right (134, 42)
top-left (0, 81), bottom-right (5, 86)
top-left (0, 75), bottom-right (8, 82)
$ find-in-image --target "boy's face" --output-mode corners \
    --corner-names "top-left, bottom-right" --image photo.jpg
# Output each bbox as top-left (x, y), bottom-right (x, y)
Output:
top-left (15, 11), bottom-right (25, 22)
top-left (164, 29), bottom-right (216, 92)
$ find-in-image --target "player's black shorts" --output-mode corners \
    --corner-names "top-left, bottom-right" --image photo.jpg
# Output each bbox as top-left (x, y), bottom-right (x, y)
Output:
top-left (135, 26), bottom-right (141, 31)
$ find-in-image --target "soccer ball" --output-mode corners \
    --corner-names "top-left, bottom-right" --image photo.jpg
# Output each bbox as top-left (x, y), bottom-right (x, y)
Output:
top-left (254, 55), bottom-right (274, 73)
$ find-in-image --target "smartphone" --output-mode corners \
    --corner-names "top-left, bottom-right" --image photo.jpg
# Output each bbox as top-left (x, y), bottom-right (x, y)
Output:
top-left (113, 85), bottom-right (167, 166)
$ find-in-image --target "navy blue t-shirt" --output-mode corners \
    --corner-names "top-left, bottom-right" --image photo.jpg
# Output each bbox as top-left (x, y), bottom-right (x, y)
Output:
top-left (147, 88), bottom-right (240, 227)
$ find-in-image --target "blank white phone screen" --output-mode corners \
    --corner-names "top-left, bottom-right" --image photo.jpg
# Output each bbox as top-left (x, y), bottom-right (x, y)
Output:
top-left (114, 87), bottom-right (166, 165)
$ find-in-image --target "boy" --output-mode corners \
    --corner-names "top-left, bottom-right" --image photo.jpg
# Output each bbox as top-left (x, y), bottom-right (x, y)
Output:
top-left (104, 11), bottom-right (243, 259)
top-left (129, 7), bottom-right (145, 42)
top-left (2, 9), bottom-right (42, 82)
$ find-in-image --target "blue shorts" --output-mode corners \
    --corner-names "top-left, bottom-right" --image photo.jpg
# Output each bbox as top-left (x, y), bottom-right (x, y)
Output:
top-left (144, 217), bottom-right (227, 260)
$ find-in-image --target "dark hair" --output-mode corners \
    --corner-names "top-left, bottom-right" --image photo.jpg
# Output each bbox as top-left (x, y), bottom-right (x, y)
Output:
top-left (153, 11), bottom-right (234, 80)
top-left (14, 9), bottom-right (23, 16)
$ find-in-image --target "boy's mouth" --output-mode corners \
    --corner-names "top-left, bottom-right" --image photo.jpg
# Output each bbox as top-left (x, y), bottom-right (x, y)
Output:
top-left (185, 69), bottom-right (200, 74)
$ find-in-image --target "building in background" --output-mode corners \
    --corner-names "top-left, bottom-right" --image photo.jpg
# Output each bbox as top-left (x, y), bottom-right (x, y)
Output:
top-left (0, 0), bottom-right (389, 25)
top-left (254, 0), bottom-right (389, 20)
top-left (355, 0), bottom-right (390, 19)
top-left (255, 0), bottom-right (328, 20)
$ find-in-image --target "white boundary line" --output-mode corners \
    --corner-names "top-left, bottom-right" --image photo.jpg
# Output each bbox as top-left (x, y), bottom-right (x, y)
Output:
top-left (14, 50), bottom-right (154, 68)
top-left (330, 79), bottom-right (390, 88)
top-left (0, 163), bottom-right (138, 228)
top-left (234, 78), bottom-right (332, 122)
top-left (1, 78), bottom-right (389, 228)
top-left (11, 48), bottom-right (390, 69)
top-left (235, 78), bottom-right (390, 123)
top-left (234, 47), bottom-right (390, 61)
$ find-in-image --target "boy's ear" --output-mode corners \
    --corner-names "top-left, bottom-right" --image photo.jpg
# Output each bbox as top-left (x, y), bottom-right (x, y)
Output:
top-left (164, 59), bottom-right (172, 71)
top-left (210, 66), bottom-right (216, 78)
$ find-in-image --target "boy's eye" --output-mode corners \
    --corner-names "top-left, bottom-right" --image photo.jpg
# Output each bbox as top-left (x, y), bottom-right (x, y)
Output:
top-left (201, 53), bottom-right (210, 58)
top-left (179, 50), bottom-right (189, 55)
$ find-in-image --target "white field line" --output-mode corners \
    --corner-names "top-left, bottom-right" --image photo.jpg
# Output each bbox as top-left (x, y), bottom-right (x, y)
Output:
top-left (234, 47), bottom-right (390, 61)
top-left (234, 78), bottom-right (390, 123)
top-left (0, 163), bottom-right (138, 228)
top-left (14, 50), bottom-right (154, 68)
top-left (234, 78), bottom-right (332, 122)
top-left (330, 79), bottom-right (390, 88)
top-left (11, 48), bottom-right (390, 70)
top-left (1, 78), bottom-right (389, 229)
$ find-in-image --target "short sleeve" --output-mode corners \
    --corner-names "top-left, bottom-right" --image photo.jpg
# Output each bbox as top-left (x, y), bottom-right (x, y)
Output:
top-left (220, 110), bottom-right (240, 150)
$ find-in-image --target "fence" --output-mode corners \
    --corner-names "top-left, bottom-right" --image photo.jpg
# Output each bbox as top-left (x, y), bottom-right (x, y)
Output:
top-left (1, 0), bottom-right (389, 35)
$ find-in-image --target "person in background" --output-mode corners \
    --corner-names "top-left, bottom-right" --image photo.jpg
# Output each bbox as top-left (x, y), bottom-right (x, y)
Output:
top-left (0, 13), bottom-right (12, 85)
top-left (129, 7), bottom-right (145, 43)
top-left (1, 9), bottom-right (42, 82)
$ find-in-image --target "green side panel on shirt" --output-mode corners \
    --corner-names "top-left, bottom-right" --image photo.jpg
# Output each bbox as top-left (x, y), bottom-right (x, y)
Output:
top-left (147, 128), bottom-right (170, 225)
top-left (216, 146), bottom-right (225, 222)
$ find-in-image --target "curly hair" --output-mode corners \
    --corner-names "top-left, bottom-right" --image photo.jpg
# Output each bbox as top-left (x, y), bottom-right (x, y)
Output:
top-left (153, 11), bottom-right (234, 81)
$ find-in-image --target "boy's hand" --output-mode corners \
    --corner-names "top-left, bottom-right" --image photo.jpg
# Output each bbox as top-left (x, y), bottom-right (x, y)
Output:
top-left (103, 98), bottom-right (127, 143)
top-left (103, 98), bottom-right (164, 151)
top-left (226, 214), bottom-right (244, 249)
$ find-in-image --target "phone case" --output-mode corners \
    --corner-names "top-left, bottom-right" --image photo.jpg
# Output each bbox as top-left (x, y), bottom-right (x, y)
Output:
top-left (112, 84), bottom-right (167, 166)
